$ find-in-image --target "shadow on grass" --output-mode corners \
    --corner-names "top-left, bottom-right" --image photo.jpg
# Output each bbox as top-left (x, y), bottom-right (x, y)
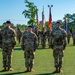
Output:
top-left (0, 70), bottom-right (8, 72)
top-left (36, 72), bottom-right (56, 75)
top-left (14, 47), bottom-right (22, 50)
top-left (0, 71), bottom-right (28, 75)
top-left (67, 44), bottom-right (73, 47)
top-left (37, 47), bottom-right (50, 50)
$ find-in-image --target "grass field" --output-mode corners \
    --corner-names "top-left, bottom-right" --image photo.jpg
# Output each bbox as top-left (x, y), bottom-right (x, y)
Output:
top-left (0, 38), bottom-right (75, 75)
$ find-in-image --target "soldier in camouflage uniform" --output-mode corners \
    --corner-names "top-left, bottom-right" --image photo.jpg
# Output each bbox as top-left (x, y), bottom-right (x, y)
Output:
top-left (21, 26), bottom-right (38, 72)
top-left (40, 27), bottom-right (47, 48)
top-left (72, 28), bottom-right (75, 45)
top-left (50, 22), bottom-right (67, 73)
top-left (16, 27), bottom-right (22, 44)
top-left (46, 27), bottom-right (52, 48)
top-left (0, 21), bottom-right (16, 71)
top-left (0, 29), bottom-right (2, 48)
top-left (67, 30), bottom-right (71, 44)
top-left (34, 27), bottom-right (41, 46)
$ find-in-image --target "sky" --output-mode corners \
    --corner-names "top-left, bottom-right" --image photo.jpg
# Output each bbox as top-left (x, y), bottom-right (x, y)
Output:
top-left (0, 0), bottom-right (75, 25)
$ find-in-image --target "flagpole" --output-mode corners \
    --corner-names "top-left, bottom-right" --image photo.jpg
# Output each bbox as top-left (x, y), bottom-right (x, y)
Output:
top-left (64, 15), bottom-right (66, 30)
top-left (48, 5), bottom-right (53, 30)
top-left (42, 6), bottom-right (45, 29)
top-left (36, 8), bottom-right (38, 26)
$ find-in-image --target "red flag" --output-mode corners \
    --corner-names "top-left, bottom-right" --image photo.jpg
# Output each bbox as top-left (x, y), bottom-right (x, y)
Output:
top-left (48, 7), bottom-right (52, 29)
top-left (42, 7), bottom-right (45, 28)
top-left (36, 9), bottom-right (39, 25)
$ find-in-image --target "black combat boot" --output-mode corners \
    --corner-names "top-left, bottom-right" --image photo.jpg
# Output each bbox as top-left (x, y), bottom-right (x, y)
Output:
top-left (59, 67), bottom-right (63, 73)
top-left (25, 68), bottom-right (30, 72)
top-left (54, 67), bottom-right (59, 73)
top-left (30, 68), bottom-right (35, 72)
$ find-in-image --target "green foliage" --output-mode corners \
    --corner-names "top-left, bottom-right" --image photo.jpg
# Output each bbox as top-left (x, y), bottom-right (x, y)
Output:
top-left (22, 0), bottom-right (37, 25)
top-left (65, 13), bottom-right (75, 31)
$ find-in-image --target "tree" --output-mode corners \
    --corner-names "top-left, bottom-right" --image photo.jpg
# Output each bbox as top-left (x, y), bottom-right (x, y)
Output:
top-left (65, 13), bottom-right (75, 32)
top-left (22, 0), bottom-right (37, 25)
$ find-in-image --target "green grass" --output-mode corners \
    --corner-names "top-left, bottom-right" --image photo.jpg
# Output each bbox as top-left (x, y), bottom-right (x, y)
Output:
top-left (0, 38), bottom-right (75, 75)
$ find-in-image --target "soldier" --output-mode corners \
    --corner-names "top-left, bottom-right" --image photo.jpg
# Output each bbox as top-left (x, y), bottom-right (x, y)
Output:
top-left (46, 27), bottom-right (52, 48)
top-left (34, 27), bottom-right (41, 46)
top-left (16, 27), bottom-right (22, 44)
top-left (40, 27), bottom-right (47, 48)
top-left (67, 30), bottom-right (71, 44)
top-left (0, 21), bottom-right (16, 71)
top-left (0, 29), bottom-right (2, 48)
top-left (50, 22), bottom-right (67, 73)
top-left (21, 26), bottom-right (38, 72)
top-left (72, 28), bottom-right (75, 45)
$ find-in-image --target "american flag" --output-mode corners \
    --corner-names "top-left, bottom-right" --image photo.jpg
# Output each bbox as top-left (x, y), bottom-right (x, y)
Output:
top-left (42, 6), bottom-right (45, 27)
top-left (48, 7), bottom-right (52, 29)
top-left (36, 9), bottom-right (39, 25)
top-left (64, 16), bottom-right (68, 32)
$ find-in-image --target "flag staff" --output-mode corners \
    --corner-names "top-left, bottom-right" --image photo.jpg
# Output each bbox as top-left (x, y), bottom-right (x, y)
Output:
top-left (48, 5), bottom-right (53, 11)
top-left (48, 5), bottom-right (53, 30)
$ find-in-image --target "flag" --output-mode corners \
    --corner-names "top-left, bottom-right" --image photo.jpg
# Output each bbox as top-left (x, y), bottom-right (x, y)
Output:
top-left (48, 7), bottom-right (52, 29)
top-left (42, 6), bottom-right (45, 27)
top-left (64, 16), bottom-right (68, 32)
top-left (36, 9), bottom-right (39, 25)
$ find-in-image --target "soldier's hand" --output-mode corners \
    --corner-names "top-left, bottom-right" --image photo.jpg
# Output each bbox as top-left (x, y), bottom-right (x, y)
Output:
top-left (50, 45), bottom-right (53, 49)
top-left (0, 45), bottom-right (2, 48)
top-left (21, 45), bottom-right (24, 50)
top-left (12, 42), bottom-right (16, 49)
top-left (63, 45), bottom-right (66, 50)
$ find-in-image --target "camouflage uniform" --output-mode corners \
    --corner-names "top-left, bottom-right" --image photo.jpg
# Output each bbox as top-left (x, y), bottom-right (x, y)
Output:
top-left (46, 28), bottom-right (52, 48)
top-left (0, 27), bottom-right (16, 69)
top-left (16, 29), bottom-right (22, 44)
top-left (51, 27), bottom-right (67, 72)
top-left (21, 31), bottom-right (38, 70)
top-left (34, 28), bottom-right (41, 46)
top-left (67, 30), bottom-right (71, 44)
top-left (40, 28), bottom-right (47, 48)
top-left (72, 29), bottom-right (75, 45)
top-left (0, 29), bottom-right (2, 48)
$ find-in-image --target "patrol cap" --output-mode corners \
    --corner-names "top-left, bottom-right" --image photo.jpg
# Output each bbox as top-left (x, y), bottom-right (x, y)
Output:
top-left (6, 21), bottom-right (12, 24)
top-left (28, 26), bottom-right (33, 28)
top-left (56, 21), bottom-right (61, 24)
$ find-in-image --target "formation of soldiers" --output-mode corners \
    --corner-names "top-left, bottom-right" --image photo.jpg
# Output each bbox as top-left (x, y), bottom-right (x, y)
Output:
top-left (0, 21), bottom-right (75, 73)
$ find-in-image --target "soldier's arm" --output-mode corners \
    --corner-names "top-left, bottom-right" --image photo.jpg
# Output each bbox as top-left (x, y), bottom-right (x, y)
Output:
top-left (50, 30), bottom-right (54, 49)
top-left (21, 35), bottom-right (25, 51)
top-left (63, 30), bottom-right (67, 50)
top-left (12, 30), bottom-right (16, 48)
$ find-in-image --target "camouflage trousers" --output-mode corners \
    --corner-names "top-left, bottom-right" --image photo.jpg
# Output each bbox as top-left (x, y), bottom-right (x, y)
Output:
top-left (67, 37), bottom-right (70, 44)
top-left (53, 45), bottom-right (64, 68)
top-left (2, 48), bottom-right (13, 68)
top-left (41, 38), bottom-right (46, 48)
top-left (38, 36), bottom-right (40, 46)
top-left (48, 37), bottom-right (51, 47)
top-left (17, 36), bottom-right (21, 44)
top-left (73, 38), bottom-right (75, 45)
top-left (24, 50), bottom-right (35, 69)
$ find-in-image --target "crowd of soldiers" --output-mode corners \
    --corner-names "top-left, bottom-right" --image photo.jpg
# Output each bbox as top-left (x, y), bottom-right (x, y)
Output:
top-left (0, 21), bottom-right (75, 73)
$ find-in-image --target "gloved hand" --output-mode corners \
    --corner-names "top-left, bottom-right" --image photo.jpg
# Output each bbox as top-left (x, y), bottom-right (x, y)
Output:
top-left (21, 45), bottom-right (24, 50)
top-left (50, 45), bottom-right (53, 49)
top-left (0, 45), bottom-right (2, 48)
top-left (12, 42), bottom-right (16, 49)
top-left (63, 45), bottom-right (66, 50)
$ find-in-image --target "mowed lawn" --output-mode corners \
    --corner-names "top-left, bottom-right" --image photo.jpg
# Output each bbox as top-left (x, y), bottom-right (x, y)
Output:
top-left (0, 38), bottom-right (75, 75)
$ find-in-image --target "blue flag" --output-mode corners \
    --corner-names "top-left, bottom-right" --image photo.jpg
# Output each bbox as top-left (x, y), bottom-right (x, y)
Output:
top-left (64, 16), bottom-right (68, 31)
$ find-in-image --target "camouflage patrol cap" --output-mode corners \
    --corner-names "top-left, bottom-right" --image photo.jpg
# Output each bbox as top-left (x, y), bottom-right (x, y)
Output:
top-left (28, 26), bottom-right (33, 28)
top-left (6, 21), bottom-right (12, 24)
top-left (56, 21), bottom-right (61, 24)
